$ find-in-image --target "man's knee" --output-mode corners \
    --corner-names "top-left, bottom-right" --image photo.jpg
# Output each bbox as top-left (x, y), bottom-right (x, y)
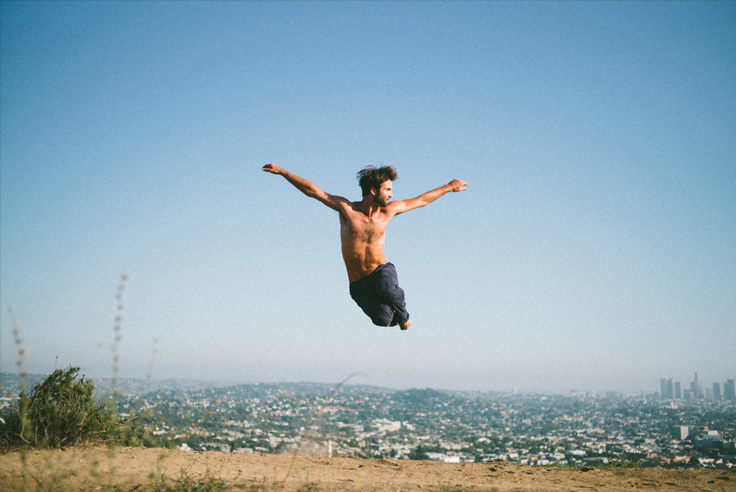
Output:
top-left (370, 309), bottom-right (394, 327)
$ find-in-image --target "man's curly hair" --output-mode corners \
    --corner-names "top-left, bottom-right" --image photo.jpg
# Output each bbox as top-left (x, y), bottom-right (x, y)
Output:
top-left (357, 166), bottom-right (398, 197)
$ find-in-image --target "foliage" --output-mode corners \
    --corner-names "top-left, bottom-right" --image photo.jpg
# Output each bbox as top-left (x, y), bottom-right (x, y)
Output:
top-left (544, 462), bottom-right (575, 468)
top-left (393, 388), bottom-right (449, 407)
top-left (544, 458), bottom-right (641, 470)
top-left (147, 470), bottom-right (231, 492)
top-left (600, 457), bottom-right (641, 469)
top-left (408, 444), bottom-right (431, 460)
top-left (0, 366), bottom-right (139, 448)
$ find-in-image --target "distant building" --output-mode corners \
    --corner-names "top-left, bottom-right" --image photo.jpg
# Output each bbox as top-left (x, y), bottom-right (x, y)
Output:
top-left (660, 378), bottom-right (678, 400)
top-left (692, 429), bottom-right (724, 449)
top-left (674, 426), bottom-right (690, 440)
top-left (724, 379), bottom-right (735, 401)
top-left (713, 383), bottom-right (721, 400)
top-left (691, 373), bottom-right (703, 399)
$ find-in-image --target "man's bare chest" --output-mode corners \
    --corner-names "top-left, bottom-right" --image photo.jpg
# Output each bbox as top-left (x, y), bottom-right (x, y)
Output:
top-left (340, 214), bottom-right (388, 243)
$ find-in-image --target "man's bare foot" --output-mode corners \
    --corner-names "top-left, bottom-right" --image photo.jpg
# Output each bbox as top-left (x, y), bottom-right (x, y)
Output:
top-left (400, 320), bottom-right (411, 331)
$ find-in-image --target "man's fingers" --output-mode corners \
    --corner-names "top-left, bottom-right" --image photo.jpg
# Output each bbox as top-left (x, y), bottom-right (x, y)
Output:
top-left (452, 179), bottom-right (468, 191)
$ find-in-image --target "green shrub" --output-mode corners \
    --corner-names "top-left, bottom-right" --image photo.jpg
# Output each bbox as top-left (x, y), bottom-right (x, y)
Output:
top-left (601, 457), bottom-right (641, 469)
top-left (1, 366), bottom-right (138, 448)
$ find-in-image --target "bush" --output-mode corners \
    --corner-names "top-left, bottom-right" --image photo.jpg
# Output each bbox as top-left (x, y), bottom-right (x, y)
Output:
top-left (1, 366), bottom-right (138, 448)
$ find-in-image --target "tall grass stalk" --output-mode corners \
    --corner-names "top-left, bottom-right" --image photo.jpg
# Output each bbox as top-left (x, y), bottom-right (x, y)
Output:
top-left (9, 308), bottom-right (28, 394)
top-left (104, 271), bottom-right (129, 490)
top-left (111, 272), bottom-right (127, 400)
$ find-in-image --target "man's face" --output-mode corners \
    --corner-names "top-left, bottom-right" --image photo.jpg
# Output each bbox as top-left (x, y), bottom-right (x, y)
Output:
top-left (374, 180), bottom-right (393, 207)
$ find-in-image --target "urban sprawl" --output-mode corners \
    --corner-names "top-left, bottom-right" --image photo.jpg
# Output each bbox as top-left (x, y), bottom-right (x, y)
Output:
top-left (2, 373), bottom-right (734, 469)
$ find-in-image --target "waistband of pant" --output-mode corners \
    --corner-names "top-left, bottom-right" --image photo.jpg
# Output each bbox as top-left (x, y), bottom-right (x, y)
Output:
top-left (349, 262), bottom-right (393, 287)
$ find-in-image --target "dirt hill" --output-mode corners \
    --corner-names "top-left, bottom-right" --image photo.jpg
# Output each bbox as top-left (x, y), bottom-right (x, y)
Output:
top-left (1, 446), bottom-right (734, 491)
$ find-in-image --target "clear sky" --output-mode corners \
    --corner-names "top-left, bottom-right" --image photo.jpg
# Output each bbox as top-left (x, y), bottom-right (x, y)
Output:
top-left (1, 1), bottom-right (734, 394)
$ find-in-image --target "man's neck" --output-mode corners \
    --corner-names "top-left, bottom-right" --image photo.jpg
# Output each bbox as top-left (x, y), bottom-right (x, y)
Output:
top-left (358, 196), bottom-right (383, 218)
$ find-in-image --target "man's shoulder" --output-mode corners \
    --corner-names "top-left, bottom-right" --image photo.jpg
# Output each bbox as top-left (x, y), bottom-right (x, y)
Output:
top-left (384, 201), bottom-right (405, 214)
top-left (340, 200), bottom-right (365, 213)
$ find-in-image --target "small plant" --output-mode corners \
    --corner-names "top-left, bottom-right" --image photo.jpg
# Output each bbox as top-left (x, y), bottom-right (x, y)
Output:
top-left (147, 470), bottom-right (231, 492)
top-left (1, 366), bottom-right (138, 448)
top-left (296, 483), bottom-right (320, 492)
top-left (600, 457), bottom-right (641, 469)
top-left (543, 457), bottom-right (641, 470)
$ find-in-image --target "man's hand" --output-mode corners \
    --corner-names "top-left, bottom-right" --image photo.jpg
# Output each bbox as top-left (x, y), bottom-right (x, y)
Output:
top-left (262, 163), bottom-right (284, 175)
top-left (448, 179), bottom-right (468, 192)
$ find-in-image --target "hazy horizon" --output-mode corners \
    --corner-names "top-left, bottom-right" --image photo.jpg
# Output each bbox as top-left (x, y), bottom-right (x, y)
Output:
top-left (0, 366), bottom-right (731, 398)
top-left (2, 2), bottom-right (734, 396)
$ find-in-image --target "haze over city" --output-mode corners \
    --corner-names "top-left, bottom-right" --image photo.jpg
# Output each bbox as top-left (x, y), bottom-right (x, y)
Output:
top-left (1, 1), bottom-right (734, 394)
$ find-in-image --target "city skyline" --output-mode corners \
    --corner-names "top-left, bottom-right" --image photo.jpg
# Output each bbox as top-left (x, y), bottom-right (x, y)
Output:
top-left (3, 368), bottom-right (736, 398)
top-left (660, 374), bottom-right (735, 402)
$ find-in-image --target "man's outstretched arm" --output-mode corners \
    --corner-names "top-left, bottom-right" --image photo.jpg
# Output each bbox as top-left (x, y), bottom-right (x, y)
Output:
top-left (390, 179), bottom-right (467, 215)
top-left (262, 163), bottom-right (349, 212)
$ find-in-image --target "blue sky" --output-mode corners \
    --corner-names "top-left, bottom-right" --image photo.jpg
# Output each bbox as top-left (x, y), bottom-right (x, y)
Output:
top-left (1, 1), bottom-right (734, 394)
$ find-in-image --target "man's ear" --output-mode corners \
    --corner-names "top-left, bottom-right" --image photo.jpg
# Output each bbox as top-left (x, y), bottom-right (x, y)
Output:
top-left (369, 187), bottom-right (378, 197)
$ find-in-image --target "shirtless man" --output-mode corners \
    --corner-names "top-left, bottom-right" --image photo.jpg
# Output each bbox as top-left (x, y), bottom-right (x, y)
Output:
top-left (262, 163), bottom-right (467, 330)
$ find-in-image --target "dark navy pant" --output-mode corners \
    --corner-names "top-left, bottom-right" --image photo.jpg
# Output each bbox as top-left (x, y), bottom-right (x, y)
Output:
top-left (349, 263), bottom-right (410, 327)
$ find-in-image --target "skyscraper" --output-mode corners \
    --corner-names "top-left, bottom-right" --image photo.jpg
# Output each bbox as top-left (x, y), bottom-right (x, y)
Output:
top-left (691, 373), bottom-right (703, 399)
top-left (725, 379), bottom-right (735, 401)
top-left (660, 378), bottom-right (677, 399)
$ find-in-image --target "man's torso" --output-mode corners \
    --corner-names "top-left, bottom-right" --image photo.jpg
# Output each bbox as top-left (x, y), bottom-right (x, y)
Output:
top-left (339, 203), bottom-right (395, 283)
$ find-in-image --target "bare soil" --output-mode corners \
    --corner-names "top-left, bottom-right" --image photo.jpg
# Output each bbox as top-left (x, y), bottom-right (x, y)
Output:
top-left (1, 446), bottom-right (734, 491)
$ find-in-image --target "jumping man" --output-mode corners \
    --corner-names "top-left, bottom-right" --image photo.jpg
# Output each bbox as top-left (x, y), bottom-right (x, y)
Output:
top-left (262, 163), bottom-right (467, 331)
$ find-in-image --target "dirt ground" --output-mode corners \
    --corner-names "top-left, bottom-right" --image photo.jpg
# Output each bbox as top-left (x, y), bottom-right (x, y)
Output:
top-left (1, 446), bottom-right (734, 491)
